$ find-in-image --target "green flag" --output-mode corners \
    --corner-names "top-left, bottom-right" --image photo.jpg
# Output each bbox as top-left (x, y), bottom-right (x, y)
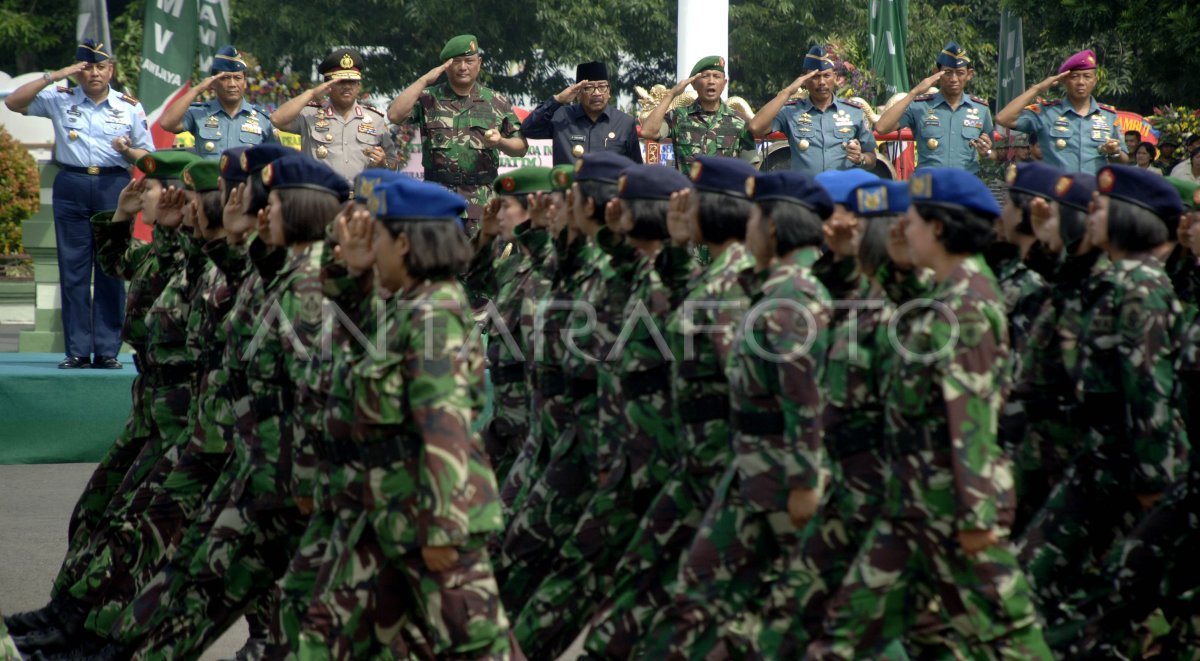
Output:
top-left (997, 10), bottom-right (1026, 111)
top-left (869, 0), bottom-right (910, 96)
top-left (197, 0), bottom-right (232, 76)
top-left (138, 0), bottom-right (199, 146)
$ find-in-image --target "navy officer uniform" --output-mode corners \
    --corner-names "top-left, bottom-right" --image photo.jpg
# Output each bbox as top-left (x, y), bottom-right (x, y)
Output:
top-left (23, 40), bottom-right (154, 368)
top-left (771, 46), bottom-right (876, 176)
top-left (180, 46), bottom-right (276, 159)
top-left (897, 43), bottom-right (994, 174)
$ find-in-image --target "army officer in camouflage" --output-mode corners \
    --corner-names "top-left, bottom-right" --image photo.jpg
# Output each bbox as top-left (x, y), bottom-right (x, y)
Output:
top-left (875, 42), bottom-right (994, 174)
top-left (751, 45), bottom-right (877, 176)
top-left (271, 48), bottom-right (397, 183)
top-left (639, 55), bottom-right (758, 170)
top-left (521, 60), bottom-right (643, 165)
top-left (159, 45), bottom-right (277, 159)
top-left (389, 34), bottom-right (528, 233)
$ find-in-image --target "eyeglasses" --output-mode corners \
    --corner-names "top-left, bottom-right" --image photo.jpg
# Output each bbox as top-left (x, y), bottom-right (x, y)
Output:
top-left (581, 84), bottom-right (610, 94)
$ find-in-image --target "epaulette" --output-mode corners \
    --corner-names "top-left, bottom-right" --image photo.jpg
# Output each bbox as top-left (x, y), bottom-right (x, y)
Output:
top-left (362, 104), bottom-right (386, 117)
top-left (1098, 102), bottom-right (1116, 112)
top-left (912, 94), bottom-right (935, 102)
top-left (189, 101), bottom-right (207, 107)
top-left (57, 86), bottom-right (71, 93)
top-left (969, 95), bottom-right (988, 105)
top-left (840, 98), bottom-right (864, 109)
top-left (306, 101), bottom-right (323, 108)
top-left (783, 99), bottom-right (802, 106)
top-left (1042, 99), bottom-right (1061, 107)
top-left (119, 93), bottom-right (139, 105)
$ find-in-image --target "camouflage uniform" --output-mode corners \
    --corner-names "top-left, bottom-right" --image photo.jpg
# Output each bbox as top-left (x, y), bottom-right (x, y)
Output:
top-left (512, 233), bottom-right (691, 657)
top-left (1019, 254), bottom-right (1188, 632)
top-left (640, 246), bottom-right (831, 659)
top-left (0, 608), bottom-right (19, 661)
top-left (661, 101), bottom-right (757, 170)
top-left (410, 82), bottom-right (523, 233)
top-left (297, 279), bottom-right (510, 660)
top-left (807, 256), bottom-right (1052, 659)
top-left (582, 242), bottom-right (755, 659)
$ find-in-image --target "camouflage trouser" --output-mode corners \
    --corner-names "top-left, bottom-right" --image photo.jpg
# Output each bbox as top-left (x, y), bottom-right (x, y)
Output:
top-left (636, 465), bottom-right (800, 660)
top-left (1010, 417), bottom-right (1073, 538)
top-left (0, 608), bottom-right (20, 661)
top-left (1017, 461), bottom-right (1142, 629)
top-left (497, 425), bottom-right (597, 612)
top-left (497, 430), bottom-right (550, 513)
top-left (297, 523), bottom-right (510, 660)
top-left (806, 517), bottom-right (1052, 660)
top-left (481, 421), bottom-right (523, 492)
top-left (446, 183), bottom-right (492, 239)
top-left (512, 456), bottom-right (657, 658)
top-left (582, 463), bottom-right (727, 660)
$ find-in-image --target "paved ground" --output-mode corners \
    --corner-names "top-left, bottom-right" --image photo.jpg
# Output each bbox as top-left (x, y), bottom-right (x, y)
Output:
top-left (0, 463), bottom-right (245, 659)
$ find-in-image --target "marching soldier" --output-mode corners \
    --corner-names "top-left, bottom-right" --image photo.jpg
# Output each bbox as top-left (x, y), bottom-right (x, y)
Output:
top-left (271, 48), bottom-right (397, 183)
top-left (749, 45), bottom-right (877, 176)
top-left (640, 55), bottom-right (758, 171)
top-left (160, 45), bottom-right (277, 159)
top-left (875, 42), bottom-right (994, 174)
top-left (388, 34), bottom-right (529, 234)
top-left (996, 49), bottom-right (1128, 174)
top-left (521, 60), bottom-right (643, 164)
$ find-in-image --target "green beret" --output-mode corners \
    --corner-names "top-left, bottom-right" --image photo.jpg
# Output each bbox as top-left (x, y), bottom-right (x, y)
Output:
top-left (440, 34), bottom-right (479, 60)
top-left (1166, 176), bottom-right (1200, 211)
top-left (690, 55), bottom-right (726, 77)
top-left (136, 150), bottom-right (202, 180)
top-left (182, 161), bottom-right (220, 192)
top-left (493, 166), bottom-right (556, 196)
top-left (551, 165), bottom-right (574, 192)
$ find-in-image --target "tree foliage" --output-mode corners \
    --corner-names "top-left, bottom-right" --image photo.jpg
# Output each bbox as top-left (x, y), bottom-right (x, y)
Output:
top-left (0, 123), bottom-right (41, 255)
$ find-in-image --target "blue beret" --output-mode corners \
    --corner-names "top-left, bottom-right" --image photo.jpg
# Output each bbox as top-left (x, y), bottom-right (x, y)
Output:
top-left (261, 154), bottom-right (351, 202)
top-left (801, 45), bottom-right (834, 72)
top-left (367, 176), bottom-right (467, 222)
top-left (909, 168), bottom-right (1001, 218)
top-left (1006, 162), bottom-right (1064, 199)
top-left (574, 152), bottom-right (636, 184)
top-left (814, 169), bottom-right (879, 206)
top-left (75, 39), bottom-right (111, 63)
top-left (354, 169), bottom-right (410, 202)
top-left (239, 143), bottom-right (294, 175)
top-left (749, 171), bottom-right (833, 219)
top-left (617, 164), bottom-right (692, 200)
top-left (211, 45), bottom-right (247, 74)
top-left (936, 42), bottom-right (971, 69)
top-left (848, 180), bottom-right (910, 217)
top-left (219, 147), bottom-right (250, 184)
top-left (1052, 173), bottom-right (1097, 212)
top-left (689, 155), bottom-right (758, 198)
top-left (1097, 165), bottom-right (1184, 221)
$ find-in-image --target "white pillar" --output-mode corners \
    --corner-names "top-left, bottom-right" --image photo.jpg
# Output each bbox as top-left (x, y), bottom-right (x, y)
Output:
top-left (677, 0), bottom-right (729, 96)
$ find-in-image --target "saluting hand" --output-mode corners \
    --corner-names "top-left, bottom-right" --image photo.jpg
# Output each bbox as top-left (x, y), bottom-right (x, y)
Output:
top-left (670, 74), bottom-right (701, 98)
top-left (337, 207), bottom-right (376, 276)
top-left (528, 192), bottom-right (555, 229)
top-left (1030, 197), bottom-right (1060, 249)
top-left (114, 178), bottom-right (145, 221)
top-left (912, 71), bottom-right (944, 96)
top-left (604, 198), bottom-right (624, 234)
top-left (666, 188), bottom-right (695, 246)
top-left (423, 59), bottom-right (454, 86)
top-left (222, 183), bottom-right (256, 239)
top-left (554, 80), bottom-right (590, 104)
top-left (823, 214), bottom-right (859, 258)
top-left (479, 198), bottom-right (502, 243)
top-left (785, 70), bottom-right (818, 95)
top-left (194, 72), bottom-right (232, 94)
top-left (886, 217), bottom-right (915, 269)
top-left (156, 187), bottom-right (188, 229)
top-left (1035, 71), bottom-right (1072, 93)
top-left (48, 62), bottom-right (87, 84)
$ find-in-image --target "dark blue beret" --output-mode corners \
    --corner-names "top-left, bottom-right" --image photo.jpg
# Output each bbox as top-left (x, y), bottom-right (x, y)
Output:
top-left (262, 154), bottom-right (351, 202)
top-left (689, 155), bottom-right (758, 198)
top-left (75, 39), bottom-right (111, 63)
top-left (801, 45), bottom-right (834, 72)
top-left (749, 171), bottom-right (834, 219)
top-left (936, 42), bottom-right (971, 69)
top-left (219, 147), bottom-right (250, 184)
top-left (574, 152), bottom-right (636, 184)
top-left (814, 169), bottom-right (879, 206)
top-left (849, 180), bottom-right (910, 217)
top-left (1006, 162), bottom-right (1065, 199)
top-left (211, 45), bottom-right (247, 74)
top-left (617, 164), bottom-right (692, 200)
top-left (1097, 165), bottom-right (1184, 221)
top-left (1052, 173), bottom-right (1097, 212)
top-left (367, 176), bottom-right (467, 222)
top-left (909, 168), bottom-right (1001, 218)
top-left (354, 169), bottom-right (410, 203)
top-left (239, 143), bottom-right (294, 175)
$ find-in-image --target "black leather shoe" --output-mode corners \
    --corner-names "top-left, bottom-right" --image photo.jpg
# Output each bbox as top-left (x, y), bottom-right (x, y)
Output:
top-left (13, 626), bottom-right (72, 654)
top-left (92, 356), bottom-right (122, 369)
top-left (3, 602), bottom-right (58, 636)
top-left (57, 356), bottom-right (91, 369)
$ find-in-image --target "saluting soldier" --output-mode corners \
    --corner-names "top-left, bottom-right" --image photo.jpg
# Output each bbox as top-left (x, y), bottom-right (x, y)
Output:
top-left (389, 35), bottom-right (529, 234)
top-left (521, 60), bottom-right (643, 165)
top-left (160, 45), bottom-right (277, 159)
top-left (3, 39), bottom-right (154, 369)
top-left (997, 49), bottom-right (1128, 174)
top-left (640, 55), bottom-right (758, 171)
top-left (271, 48), bottom-right (397, 184)
top-left (750, 45), bottom-right (877, 176)
top-left (875, 42), bottom-right (994, 173)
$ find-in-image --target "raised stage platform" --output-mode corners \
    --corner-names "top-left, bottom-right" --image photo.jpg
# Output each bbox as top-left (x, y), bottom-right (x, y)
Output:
top-left (0, 353), bottom-right (134, 464)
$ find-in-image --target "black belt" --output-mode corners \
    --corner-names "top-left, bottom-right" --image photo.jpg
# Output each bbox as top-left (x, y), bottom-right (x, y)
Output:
top-left (678, 394), bottom-right (730, 424)
top-left (734, 410), bottom-right (785, 435)
top-left (56, 163), bottom-right (129, 176)
top-left (824, 424), bottom-right (879, 461)
top-left (490, 362), bottom-right (526, 386)
top-left (314, 437), bottom-right (359, 464)
top-left (358, 439), bottom-right (413, 467)
top-left (569, 377), bottom-right (596, 400)
top-left (885, 426), bottom-right (950, 456)
top-left (425, 170), bottom-right (497, 186)
top-left (623, 364), bottom-right (671, 397)
top-left (538, 370), bottom-right (566, 398)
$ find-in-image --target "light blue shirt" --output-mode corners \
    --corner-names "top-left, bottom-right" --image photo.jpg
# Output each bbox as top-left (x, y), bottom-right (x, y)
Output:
top-left (771, 98), bottom-right (877, 176)
top-left (28, 85), bottom-right (154, 168)
top-left (900, 92), bottom-right (994, 174)
top-left (181, 98), bottom-right (276, 160)
top-left (1014, 97), bottom-right (1124, 174)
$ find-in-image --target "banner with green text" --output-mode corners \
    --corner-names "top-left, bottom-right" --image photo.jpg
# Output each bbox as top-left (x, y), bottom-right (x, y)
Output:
top-left (138, 0), bottom-right (199, 147)
top-left (196, 0), bottom-right (231, 77)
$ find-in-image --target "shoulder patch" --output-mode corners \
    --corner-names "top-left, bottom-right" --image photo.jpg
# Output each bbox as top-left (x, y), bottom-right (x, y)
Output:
top-left (783, 99), bottom-right (802, 106)
top-left (1043, 99), bottom-right (1061, 107)
top-left (362, 104), bottom-right (386, 117)
top-left (119, 93), bottom-right (138, 105)
top-left (840, 98), bottom-right (864, 109)
top-left (306, 101), bottom-right (322, 108)
top-left (913, 94), bottom-right (934, 102)
top-left (1097, 102), bottom-right (1116, 112)
top-left (57, 86), bottom-right (71, 93)
top-left (969, 95), bottom-right (988, 105)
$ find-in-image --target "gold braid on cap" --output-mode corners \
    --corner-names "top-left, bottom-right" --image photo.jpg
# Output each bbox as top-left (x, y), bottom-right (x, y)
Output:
top-left (941, 48), bottom-right (970, 63)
